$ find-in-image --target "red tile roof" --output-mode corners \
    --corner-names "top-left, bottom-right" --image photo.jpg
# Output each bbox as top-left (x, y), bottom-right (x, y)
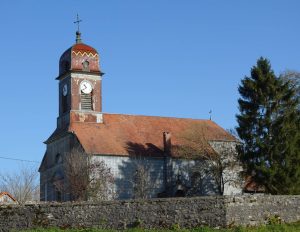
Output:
top-left (72, 43), bottom-right (98, 54)
top-left (244, 176), bottom-right (265, 193)
top-left (60, 43), bottom-right (98, 58)
top-left (57, 42), bottom-right (100, 77)
top-left (0, 192), bottom-right (16, 202)
top-left (65, 113), bottom-right (236, 157)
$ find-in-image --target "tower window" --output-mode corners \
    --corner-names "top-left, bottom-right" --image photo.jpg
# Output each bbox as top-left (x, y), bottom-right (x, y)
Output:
top-left (60, 60), bottom-right (70, 74)
top-left (64, 61), bottom-right (70, 72)
top-left (81, 92), bottom-right (93, 110)
top-left (62, 95), bottom-right (68, 113)
top-left (82, 60), bottom-right (90, 72)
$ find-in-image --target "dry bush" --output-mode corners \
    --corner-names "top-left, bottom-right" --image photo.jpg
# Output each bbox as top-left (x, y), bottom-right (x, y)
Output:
top-left (131, 157), bottom-right (154, 199)
top-left (54, 147), bottom-right (114, 201)
top-left (0, 164), bottom-right (39, 204)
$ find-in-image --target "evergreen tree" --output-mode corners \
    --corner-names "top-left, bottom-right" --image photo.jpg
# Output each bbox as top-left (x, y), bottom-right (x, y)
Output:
top-left (236, 57), bottom-right (300, 194)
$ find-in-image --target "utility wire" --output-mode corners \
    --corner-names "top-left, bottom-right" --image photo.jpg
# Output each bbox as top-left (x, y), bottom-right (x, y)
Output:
top-left (0, 156), bottom-right (40, 163)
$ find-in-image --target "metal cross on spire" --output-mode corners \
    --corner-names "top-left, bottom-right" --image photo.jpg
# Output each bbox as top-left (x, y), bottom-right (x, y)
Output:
top-left (74, 14), bottom-right (82, 32)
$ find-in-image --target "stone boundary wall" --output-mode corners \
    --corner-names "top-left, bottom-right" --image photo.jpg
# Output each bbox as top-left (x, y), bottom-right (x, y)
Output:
top-left (0, 196), bottom-right (299, 231)
top-left (225, 195), bottom-right (300, 226)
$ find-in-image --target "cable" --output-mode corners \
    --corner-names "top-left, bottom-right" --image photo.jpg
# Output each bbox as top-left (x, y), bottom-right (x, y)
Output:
top-left (0, 156), bottom-right (40, 163)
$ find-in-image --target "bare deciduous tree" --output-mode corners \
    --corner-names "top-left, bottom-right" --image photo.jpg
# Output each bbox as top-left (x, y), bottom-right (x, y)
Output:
top-left (279, 70), bottom-right (300, 109)
top-left (280, 70), bottom-right (300, 93)
top-left (174, 124), bottom-right (243, 195)
top-left (131, 157), bottom-right (154, 199)
top-left (0, 165), bottom-right (39, 204)
top-left (206, 143), bottom-right (242, 195)
top-left (54, 147), bottom-right (114, 201)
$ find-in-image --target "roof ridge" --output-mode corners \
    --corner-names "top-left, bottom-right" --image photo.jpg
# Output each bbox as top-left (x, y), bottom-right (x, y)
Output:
top-left (101, 112), bottom-right (213, 122)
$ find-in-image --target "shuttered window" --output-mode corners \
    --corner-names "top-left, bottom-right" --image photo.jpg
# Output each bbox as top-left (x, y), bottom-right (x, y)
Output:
top-left (81, 92), bottom-right (92, 110)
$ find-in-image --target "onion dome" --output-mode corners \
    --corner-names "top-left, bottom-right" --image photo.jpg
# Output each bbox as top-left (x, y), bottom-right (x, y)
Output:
top-left (58, 31), bottom-right (102, 77)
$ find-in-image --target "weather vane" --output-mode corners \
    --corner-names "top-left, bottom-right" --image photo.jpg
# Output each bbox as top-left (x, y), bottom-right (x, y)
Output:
top-left (74, 14), bottom-right (82, 32)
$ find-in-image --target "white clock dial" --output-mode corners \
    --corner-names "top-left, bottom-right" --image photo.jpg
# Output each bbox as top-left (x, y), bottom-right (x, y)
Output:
top-left (80, 80), bottom-right (92, 94)
top-left (62, 84), bottom-right (68, 96)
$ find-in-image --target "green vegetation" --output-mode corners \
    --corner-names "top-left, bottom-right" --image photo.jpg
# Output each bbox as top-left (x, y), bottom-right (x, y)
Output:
top-left (236, 57), bottom-right (300, 194)
top-left (18, 221), bottom-right (300, 232)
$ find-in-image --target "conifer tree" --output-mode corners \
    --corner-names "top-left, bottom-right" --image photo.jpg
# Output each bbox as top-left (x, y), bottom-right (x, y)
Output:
top-left (236, 57), bottom-right (300, 194)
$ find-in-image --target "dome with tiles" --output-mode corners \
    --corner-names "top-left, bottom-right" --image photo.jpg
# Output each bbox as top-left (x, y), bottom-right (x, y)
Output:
top-left (58, 32), bottom-right (101, 76)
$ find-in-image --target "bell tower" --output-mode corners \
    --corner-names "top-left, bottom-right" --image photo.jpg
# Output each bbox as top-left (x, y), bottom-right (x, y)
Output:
top-left (56, 31), bottom-right (104, 129)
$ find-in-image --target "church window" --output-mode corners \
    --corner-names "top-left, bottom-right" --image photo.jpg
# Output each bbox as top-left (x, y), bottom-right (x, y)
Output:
top-left (64, 61), bottom-right (70, 72)
top-left (60, 60), bottom-right (70, 74)
top-left (55, 153), bottom-right (62, 164)
top-left (81, 91), bottom-right (93, 110)
top-left (52, 171), bottom-right (64, 201)
top-left (82, 60), bottom-right (90, 72)
top-left (62, 95), bottom-right (68, 113)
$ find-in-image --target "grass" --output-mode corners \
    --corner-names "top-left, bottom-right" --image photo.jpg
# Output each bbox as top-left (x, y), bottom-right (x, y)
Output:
top-left (18, 221), bottom-right (300, 232)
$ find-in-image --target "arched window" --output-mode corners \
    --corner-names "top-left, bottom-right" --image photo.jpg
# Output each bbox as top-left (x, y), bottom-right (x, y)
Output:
top-left (55, 153), bottom-right (62, 164)
top-left (60, 60), bottom-right (70, 74)
top-left (52, 171), bottom-right (64, 202)
top-left (82, 60), bottom-right (90, 72)
top-left (62, 94), bottom-right (68, 113)
top-left (64, 61), bottom-right (70, 72)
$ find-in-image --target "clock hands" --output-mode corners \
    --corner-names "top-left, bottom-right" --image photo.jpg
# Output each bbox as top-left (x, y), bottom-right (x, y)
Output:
top-left (81, 81), bottom-right (92, 93)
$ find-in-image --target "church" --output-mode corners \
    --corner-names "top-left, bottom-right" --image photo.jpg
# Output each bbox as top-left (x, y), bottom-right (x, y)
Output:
top-left (39, 30), bottom-right (242, 202)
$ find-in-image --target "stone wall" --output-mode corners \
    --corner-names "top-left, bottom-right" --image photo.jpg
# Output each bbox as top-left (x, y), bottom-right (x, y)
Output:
top-left (0, 196), bottom-right (299, 231)
top-left (225, 195), bottom-right (300, 226)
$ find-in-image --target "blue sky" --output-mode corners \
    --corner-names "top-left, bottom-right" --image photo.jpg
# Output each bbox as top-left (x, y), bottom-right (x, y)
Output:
top-left (0, 1), bottom-right (300, 172)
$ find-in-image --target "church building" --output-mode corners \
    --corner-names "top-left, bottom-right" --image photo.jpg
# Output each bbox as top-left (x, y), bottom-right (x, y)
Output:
top-left (39, 31), bottom-right (242, 201)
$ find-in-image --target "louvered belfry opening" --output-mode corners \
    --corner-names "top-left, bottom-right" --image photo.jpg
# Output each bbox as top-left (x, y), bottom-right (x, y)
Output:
top-left (81, 91), bottom-right (93, 110)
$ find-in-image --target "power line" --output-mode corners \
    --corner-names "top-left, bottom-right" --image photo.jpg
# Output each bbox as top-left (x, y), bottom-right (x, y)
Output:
top-left (0, 156), bottom-right (40, 164)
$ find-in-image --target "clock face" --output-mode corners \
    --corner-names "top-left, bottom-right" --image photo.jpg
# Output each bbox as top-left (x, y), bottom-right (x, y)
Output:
top-left (80, 80), bottom-right (92, 94)
top-left (62, 84), bottom-right (68, 96)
